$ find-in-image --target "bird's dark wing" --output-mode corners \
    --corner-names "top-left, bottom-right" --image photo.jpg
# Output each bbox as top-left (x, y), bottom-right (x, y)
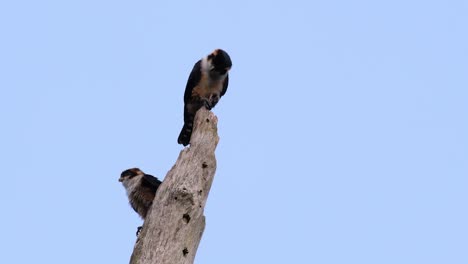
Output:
top-left (142, 174), bottom-right (162, 192)
top-left (221, 74), bottom-right (229, 97)
top-left (184, 60), bottom-right (202, 104)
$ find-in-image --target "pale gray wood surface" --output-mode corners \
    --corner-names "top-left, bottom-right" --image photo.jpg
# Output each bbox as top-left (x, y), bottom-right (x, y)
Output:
top-left (130, 108), bottom-right (219, 264)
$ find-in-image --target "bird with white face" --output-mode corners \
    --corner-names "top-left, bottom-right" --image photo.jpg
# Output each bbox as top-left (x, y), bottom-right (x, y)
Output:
top-left (178, 49), bottom-right (232, 146)
top-left (119, 168), bottom-right (162, 235)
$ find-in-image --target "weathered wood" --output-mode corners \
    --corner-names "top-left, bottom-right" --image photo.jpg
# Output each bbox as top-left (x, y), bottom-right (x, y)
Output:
top-left (130, 108), bottom-right (219, 264)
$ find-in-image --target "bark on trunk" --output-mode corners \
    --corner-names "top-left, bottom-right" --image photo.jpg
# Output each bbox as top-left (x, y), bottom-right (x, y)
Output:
top-left (130, 108), bottom-right (219, 264)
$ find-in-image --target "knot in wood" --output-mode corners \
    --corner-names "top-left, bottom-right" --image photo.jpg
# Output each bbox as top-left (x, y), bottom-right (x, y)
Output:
top-left (171, 188), bottom-right (195, 205)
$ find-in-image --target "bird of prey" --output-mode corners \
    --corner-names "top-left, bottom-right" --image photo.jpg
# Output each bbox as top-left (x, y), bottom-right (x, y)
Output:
top-left (177, 49), bottom-right (232, 146)
top-left (119, 168), bottom-right (162, 235)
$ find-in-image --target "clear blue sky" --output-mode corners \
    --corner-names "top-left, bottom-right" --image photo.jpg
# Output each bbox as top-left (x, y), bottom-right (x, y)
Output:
top-left (2, 1), bottom-right (467, 263)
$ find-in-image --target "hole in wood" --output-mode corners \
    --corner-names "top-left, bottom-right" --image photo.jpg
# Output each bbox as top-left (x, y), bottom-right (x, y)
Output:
top-left (198, 190), bottom-right (203, 195)
top-left (183, 248), bottom-right (189, 257)
top-left (183, 213), bottom-right (191, 224)
top-left (206, 118), bottom-right (210, 123)
top-left (174, 196), bottom-right (178, 200)
top-left (202, 162), bottom-right (208, 168)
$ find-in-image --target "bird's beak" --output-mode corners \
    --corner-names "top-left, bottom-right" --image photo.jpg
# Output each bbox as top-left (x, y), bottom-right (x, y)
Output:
top-left (118, 177), bottom-right (124, 182)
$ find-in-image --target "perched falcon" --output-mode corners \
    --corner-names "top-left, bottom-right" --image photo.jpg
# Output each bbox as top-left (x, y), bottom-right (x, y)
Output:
top-left (119, 168), bottom-right (162, 234)
top-left (177, 49), bottom-right (232, 146)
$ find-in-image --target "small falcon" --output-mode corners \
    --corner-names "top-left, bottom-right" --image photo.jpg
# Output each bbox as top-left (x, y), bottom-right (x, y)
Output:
top-left (178, 49), bottom-right (232, 146)
top-left (119, 168), bottom-right (162, 235)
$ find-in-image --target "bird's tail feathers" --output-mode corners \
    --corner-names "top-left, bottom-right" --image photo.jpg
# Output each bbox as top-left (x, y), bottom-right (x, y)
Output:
top-left (177, 122), bottom-right (193, 146)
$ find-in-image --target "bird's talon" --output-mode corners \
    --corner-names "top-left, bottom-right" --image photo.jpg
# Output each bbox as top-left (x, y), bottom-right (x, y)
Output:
top-left (203, 100), bottom-right (212, 110)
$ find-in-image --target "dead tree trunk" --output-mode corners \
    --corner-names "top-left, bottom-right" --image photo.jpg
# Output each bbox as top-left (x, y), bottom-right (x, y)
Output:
top-left (129, 108), bottom-right (219, 264)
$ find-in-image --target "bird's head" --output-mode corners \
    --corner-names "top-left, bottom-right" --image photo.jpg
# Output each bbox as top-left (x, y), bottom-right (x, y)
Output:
top-left (119, 168), bottom-right (144, 182)
top-left (208, 49), bottom-right (232, 75)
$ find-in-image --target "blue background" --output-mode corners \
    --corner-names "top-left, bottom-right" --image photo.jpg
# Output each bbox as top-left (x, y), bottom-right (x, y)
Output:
top-left (2, 1), bottom-right (467, 263)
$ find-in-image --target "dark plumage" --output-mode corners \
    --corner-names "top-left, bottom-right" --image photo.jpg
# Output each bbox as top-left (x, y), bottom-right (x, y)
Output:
top-left (119, 168), bottom-right (161, 234)
top-left (178, 49), bottom-right (232, 146)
